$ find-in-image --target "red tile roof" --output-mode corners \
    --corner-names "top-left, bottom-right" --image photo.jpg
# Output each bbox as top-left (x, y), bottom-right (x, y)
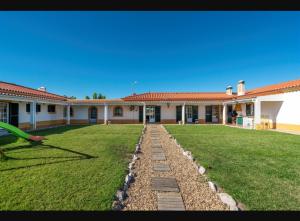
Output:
top-left (123, 92), bottom-right (234, 101)
top-left (1, 78), bottom-right (300, 104)
top-left (234, 78), bottom-right (300, 99)
top-left (0, 81), bottom-right (67, 101)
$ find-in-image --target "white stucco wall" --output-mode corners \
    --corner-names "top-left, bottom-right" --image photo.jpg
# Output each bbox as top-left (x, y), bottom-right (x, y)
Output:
top-left (18, 102), bottom-right (31, 123)
top-left (198, 105), bottom-right (206, 120)
top-left (36, 104), bottom-right (64, 122)
top-left (71, 105), bottom-right (89, 120)
top-left (161, 105), bottom-right (176, 120)
top-left (18, 102), bottom-right (64, 123)
top-left (258, 90), bottom-right (300, 125)
top-left (71, 105), bottom-right (140, 121)
top-left (108, 105), bottom-right (139, 120)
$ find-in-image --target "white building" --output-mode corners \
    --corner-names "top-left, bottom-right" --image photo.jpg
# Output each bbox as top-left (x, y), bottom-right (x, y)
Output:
top-left (1, 78), bottom-right (300, 132)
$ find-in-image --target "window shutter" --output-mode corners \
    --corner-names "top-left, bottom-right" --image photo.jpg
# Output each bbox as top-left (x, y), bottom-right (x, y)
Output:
top-left (192, 106), bottom-right (198, 122)
top-left (155, 106), bottom-right (161, 122)
top-left (176, 106), bottom-right (182, 122)
top-left (139, 106), bottom-right (143, 122)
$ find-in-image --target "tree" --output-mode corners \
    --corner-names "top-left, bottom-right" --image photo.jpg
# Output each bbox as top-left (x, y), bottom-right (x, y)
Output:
top-left (85, 96), bottom-right (90, 99)
top-left (69, 96), bottom-right (76, 99)
top-left (92, 92), bottom-right (98, 99)
top-left (97, 93), bottom-right (106, 99)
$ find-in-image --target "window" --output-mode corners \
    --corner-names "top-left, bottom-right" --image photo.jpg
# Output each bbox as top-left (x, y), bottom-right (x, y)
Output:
top-left (113, 106), bottom-right (123, 117)
top-left (26, 103), bottom-right (31, 113)
top-left (0, 103), bottom-right (8, 123)
top-left (36, 104), bottom-right (41, 113)
top-left (246, 103), bottom-right (253, 116)
top-left (48, 105), bottom-right (56, 113)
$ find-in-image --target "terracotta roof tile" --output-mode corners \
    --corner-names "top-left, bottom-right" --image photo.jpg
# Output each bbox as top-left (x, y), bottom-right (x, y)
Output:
top-left (123, 92), bottom-right (234, 101)
top-left (0, 81), bottom-right (67, 101)
top-left (234, 78), bottom-right (300, 99)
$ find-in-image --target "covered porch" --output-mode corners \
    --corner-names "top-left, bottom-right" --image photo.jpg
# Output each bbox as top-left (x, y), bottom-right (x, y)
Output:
top-left (223, 96), bottom-right (284, 130)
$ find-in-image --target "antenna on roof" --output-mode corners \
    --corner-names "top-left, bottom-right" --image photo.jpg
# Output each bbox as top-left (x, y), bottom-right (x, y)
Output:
top-left (131, 81), bottom-right (138, 95)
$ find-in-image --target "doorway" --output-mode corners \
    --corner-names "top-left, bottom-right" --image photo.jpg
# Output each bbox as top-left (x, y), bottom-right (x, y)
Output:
top-left (145, 106), bottom-right (161, 123)
top-left (227, 105), bottom-right (233, 124)
top-left (89, 106), bottom-right (97, 124)
top-left (9, 103), bottom-right (19, 127)
top-left (205, 106), bottom-right (212, 123)
top-left (146, 106), bottom-right (155, 123)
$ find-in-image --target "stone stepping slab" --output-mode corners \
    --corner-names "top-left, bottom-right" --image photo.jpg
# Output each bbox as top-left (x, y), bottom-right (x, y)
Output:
top-left (152, 152), bottom-right (166, 161)
top-left (151, 138), bottom-right (161, 142)
top-left (151, 141), bottom-right (161, 146)
top-left (151, 133), bottom-right (160, 135)
top-left (151, 177), bottom-right (179, 192)
top-left (151, 137), bottom-right (160, 140)
top-left (153, 163), bottom-right (171, 172)
top-left (152, 148), bottom-right (164, 153)
top-left (157, 192), bottom-right (185, 211)
top-left (152, 144), bottom-right (162, 148)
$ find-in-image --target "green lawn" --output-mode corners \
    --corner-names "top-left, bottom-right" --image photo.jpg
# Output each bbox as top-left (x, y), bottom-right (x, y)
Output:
top-left (164, 125), bottom-right (300, 210)
top-left (0, 124), bottom-right (143, 210)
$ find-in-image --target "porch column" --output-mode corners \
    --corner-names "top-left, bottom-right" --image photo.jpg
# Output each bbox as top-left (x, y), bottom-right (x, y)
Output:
top-left (143, 103), bottom-right (146, 125)
top-left (254, 99), bottom-right (261, 129)
top-left (104, 104), bottom-right (108, 125)
top-left (6, 103), bottom-right (9, 123)
top-left (31, 101), bottom-right (37, 130)
top-left (182, 103), bottom-right (185, 125)
top-left (66, 105), bottom-right (71, 125)
top-left (222, 104), bottom-right (227, 125)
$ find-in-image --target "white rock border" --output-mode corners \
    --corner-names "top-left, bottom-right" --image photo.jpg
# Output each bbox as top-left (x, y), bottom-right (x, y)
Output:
top-left (161, 124), bottom-right (244, 211)
top-left (112, 125), bottom-right (147, 211)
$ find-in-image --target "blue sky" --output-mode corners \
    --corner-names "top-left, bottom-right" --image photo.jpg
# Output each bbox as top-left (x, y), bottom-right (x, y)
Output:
top-left (0, 12), bottom-right (299, 99)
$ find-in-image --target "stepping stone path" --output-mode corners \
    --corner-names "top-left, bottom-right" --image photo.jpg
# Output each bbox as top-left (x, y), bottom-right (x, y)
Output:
top-left (149, 126), bottom-right (186, 211)
top-left (123, 124), bottom-right (227, 211)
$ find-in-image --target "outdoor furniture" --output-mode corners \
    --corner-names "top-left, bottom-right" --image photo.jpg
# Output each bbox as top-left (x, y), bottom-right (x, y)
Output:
top-left (237, 116), bottom-right (243, 126)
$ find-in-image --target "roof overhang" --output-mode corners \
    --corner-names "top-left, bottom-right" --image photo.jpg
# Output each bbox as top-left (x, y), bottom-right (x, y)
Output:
top-left (0, 94), bottom-right (67, 105)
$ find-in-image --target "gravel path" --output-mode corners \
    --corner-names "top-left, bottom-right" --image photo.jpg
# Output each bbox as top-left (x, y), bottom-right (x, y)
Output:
top-left (123, 124), bottom-right (228, 211)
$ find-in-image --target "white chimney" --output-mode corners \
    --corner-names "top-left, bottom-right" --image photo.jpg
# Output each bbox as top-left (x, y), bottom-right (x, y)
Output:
top-left (226, 85), bottom-right (233, 95)
top-left (38, 86), bottom-right (46, 92)
top-left (237, 80), bottom-right (245, 96)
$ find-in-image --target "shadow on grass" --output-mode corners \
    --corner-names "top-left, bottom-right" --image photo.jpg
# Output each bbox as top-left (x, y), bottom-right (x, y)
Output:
top-left (0, 125), bottom-right (90, 146)
top-left (0, 142), bottom-right (96, 172)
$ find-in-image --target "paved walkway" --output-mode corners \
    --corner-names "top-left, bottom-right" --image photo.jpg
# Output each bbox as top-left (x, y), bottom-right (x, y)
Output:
top-left (123, 124), bottom-right (227, 211)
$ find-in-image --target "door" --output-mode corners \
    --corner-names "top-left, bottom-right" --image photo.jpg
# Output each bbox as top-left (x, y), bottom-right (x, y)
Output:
top-left (192, 106), bottom-right (198, 122)
top-left (146, 106), bottom-right (155, 123)
top-left (205, 106), bottom-right (212, 123)
top-left (176, 106), bottom-right (182, 122)
top-left (9, 103), bottom-right (19, 127)
top-left (89, 107), bottom-right (97, 123)
top-left (227, 105), bottom-right (233, 123)
top-left (155, 106), bottom-right (161, 123)
top-left (186, 105), bottom-right (193, 123)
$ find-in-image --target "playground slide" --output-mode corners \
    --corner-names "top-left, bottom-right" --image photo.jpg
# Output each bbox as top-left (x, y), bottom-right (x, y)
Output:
top-left (0, 121), bottom-right (44, 142)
